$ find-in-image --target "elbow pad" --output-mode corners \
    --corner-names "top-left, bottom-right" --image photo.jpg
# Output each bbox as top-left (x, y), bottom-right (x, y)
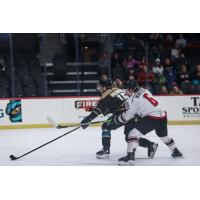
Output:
top-left (87, 107), bottom-right (102, 121)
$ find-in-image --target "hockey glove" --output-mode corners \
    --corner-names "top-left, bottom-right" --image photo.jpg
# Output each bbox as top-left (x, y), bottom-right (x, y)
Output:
top-left (106, 115), bottom-right (123, 130)
top-left (133, 114), bottom-right (142, 123)
top-left (80, 117), bottom-right (91, 129)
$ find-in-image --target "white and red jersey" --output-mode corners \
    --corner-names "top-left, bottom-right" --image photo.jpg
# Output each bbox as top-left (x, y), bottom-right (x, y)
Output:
top-left (118, 87), bottom-right (166, 123)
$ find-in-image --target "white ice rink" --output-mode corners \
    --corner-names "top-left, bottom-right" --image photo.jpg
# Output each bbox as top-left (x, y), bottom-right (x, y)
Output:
top-left (0, 125), bottom-right (200, 166)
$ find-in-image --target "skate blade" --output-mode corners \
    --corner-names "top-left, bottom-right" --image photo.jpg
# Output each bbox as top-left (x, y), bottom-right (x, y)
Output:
top-left (96, 154), bottom-right (110, 159)
top-left (118, 160), bottom-right (135, 166)
top-left (172, 155), bottom-right (184, 159)
top-left (149, 143), bottom-right (158, 159)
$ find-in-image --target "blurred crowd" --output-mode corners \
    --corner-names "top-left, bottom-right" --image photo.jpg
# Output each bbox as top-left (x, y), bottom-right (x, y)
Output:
top-left (97, 33), bottom-right (200, 95)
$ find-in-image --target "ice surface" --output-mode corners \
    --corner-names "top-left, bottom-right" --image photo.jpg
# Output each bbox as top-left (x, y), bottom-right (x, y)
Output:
top-left (0, 125), bottom-right (200, 166)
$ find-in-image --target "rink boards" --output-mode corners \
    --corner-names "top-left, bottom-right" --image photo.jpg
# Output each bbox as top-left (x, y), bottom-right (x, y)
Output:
top-left (0, 95), bottom-right (200, 129)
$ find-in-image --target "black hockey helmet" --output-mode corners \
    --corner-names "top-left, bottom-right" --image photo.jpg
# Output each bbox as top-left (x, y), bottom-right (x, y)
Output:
top-left (125, 79), bottom-right (140, 92)
top-left (99, 79), bottom-right (113, 89)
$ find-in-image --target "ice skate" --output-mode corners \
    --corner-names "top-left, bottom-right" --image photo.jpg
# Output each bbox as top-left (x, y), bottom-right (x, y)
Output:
top-left (96, 148), bottom-right (110, 159)
top-left (148, 143), bottom-right (158, 158)
top-left (171, 148), bottom-right (183, 158)
top-left (118, 152), bottom-right (135, 166)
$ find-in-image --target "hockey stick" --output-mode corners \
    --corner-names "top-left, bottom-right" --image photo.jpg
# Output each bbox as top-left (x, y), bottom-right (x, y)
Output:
top-left (9, 126), bottom-right (80, 161)
top-left (47, 116), bottom-right (102, 129)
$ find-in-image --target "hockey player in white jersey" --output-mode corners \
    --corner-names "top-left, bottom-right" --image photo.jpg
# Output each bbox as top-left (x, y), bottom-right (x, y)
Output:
top-left (107, 79), bottom-right (183, 165)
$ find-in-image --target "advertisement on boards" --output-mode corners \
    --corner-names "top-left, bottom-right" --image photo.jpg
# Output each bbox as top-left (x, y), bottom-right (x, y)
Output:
top-left (0, 99), bottom-right (22, 124)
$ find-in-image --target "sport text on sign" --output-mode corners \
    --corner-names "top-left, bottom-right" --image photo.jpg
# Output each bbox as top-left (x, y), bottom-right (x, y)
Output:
top-left (75, 100), bottom-right (99, 112)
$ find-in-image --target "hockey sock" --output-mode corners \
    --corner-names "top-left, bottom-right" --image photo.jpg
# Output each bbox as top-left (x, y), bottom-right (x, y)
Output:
top-left (127, 137), bottom-right (139, 152)
top-left (102, 130), bottom-right (111, 150)
top-left (160, 136), bottom-right (176, 151)
top-left (139, 137), bottom-right (153, 148)
top-left (127, 128), bottom-right (140, 152)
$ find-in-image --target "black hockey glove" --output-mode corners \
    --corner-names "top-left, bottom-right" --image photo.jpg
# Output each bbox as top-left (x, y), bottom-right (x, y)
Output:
top-left (106, 115), bottom-right (123, 130)
top-left (80, 117), bottom-right (92, 129)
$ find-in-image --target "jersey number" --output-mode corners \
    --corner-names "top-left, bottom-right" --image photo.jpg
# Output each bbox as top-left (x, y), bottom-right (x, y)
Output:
top-left (143, 93), bottom-right (158, 107)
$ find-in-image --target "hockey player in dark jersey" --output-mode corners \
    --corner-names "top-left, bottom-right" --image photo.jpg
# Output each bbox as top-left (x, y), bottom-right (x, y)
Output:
top-left (80, 79), bottom-right (158, 159)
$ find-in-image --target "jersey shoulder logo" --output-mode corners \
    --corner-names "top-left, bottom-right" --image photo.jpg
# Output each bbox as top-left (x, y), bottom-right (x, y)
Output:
top-left (109, 89), bottom-right (123, 98)
top-left (135, 88), bottom-right (145, 98)
top-left (101, 88), bottom-right (118, 99)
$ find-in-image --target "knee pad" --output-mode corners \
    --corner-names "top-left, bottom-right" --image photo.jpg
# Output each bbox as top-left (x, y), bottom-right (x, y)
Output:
top-left (124, 120), bottom-right (137, 141)
top-left (125, 128), bottom-right (141, 142)
top-left (128, 128), bottom-right (141, 139)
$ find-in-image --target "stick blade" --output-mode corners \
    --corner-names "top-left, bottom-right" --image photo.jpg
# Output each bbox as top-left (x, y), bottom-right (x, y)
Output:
top-left (47, 116), bottom-right (58, 128)
top-left (10, 155), bottom-right (17, 160)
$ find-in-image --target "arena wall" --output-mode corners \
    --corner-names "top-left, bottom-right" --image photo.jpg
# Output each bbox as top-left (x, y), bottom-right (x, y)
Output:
top-left (0, 95), bottom-right (199, 129)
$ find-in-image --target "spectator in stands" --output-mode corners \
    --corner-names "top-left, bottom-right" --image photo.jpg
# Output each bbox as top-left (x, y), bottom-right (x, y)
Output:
top-left (176, 34), bottom-right (187, 49)
top-left (98, 52), bottom-right (110, 76)
top-left (126, 34), bottom-right (145, 58)
top-left (122, 54), bottom-right (141, 78)
top-left (126, 69), bottom-right (137, 82)
top-left (152, 58), bottom-right (164, 72)
top-left (160, 85), bottom-right (169, 95)
top-left (126, 34), bottom-right (137, 54)
top-left (170, 85), bottom-right (183, 95)
top-left (149, 45), bottom-right (162, 65)
top-left (163, 58), bottom-right (177, 89)
top-left (100, 74), bottom-right (108, 82)
top-left (165, 34), bottom-right (174, 49)
top-left (191, 64), bottom-right (200, 93)
top-left (165, 34), bottom-right (174, 43)
top-left (171, 43), bottom-right (181, 61)
top-left (113, 34), bottom-right (126, 51)
top-left (128, 75), bottom-right (135, 81)
top-left (140, 56), bottom-right (147, 66)
top-left (149, 33), bottom-right (164, 44)
top-left (113, 78), bottom-right (124, 89)
top-left (137, 65), bottom-right (154, 92)
top-left (176, 64), bottom-right (191, 94)
top-left (173, 53), bottom-right (188, 72)
top-left (0, 53), bottom-right (6, 73)
top-left (152, 58), bottom-right (166, 94)
top-left (111, 52), bottom-right (124, 80)
top-left (123, 54), bottom-right (141, 70)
